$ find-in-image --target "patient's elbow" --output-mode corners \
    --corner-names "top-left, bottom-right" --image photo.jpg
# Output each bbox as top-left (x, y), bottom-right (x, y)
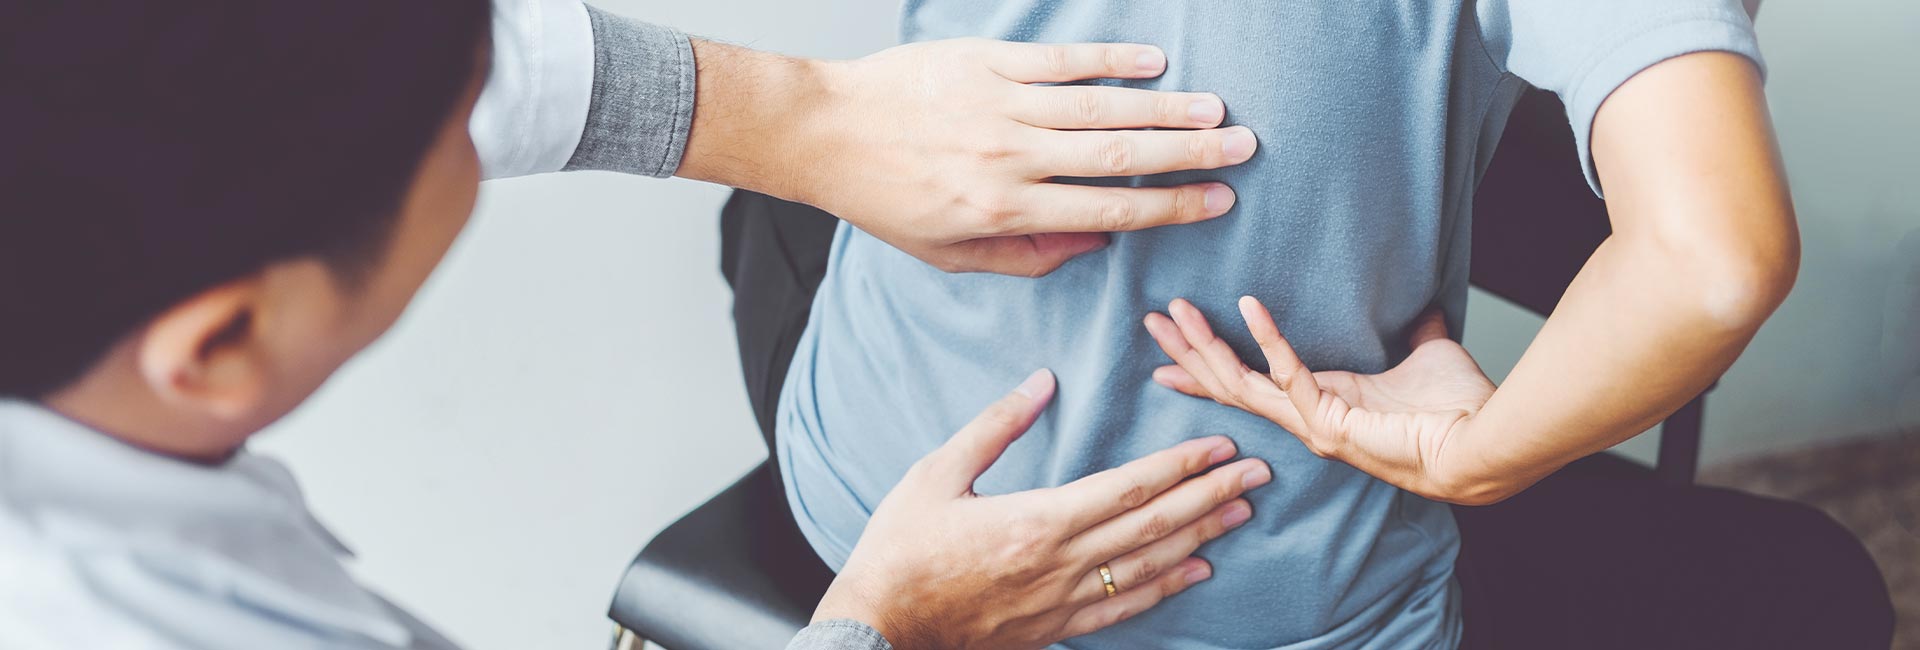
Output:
top-left (1654, 210), bottom-right (1800, 333)
top-left (1694, 230), bottom-right (1799, 331)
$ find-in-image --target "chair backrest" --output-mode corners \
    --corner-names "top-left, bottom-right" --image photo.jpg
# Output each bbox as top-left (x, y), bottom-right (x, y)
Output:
top-left (1470, 88), bottom-right (1610, 316)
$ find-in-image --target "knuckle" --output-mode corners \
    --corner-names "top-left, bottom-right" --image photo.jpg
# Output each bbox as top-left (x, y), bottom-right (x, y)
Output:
top-left (1211, 477), bottom-right (1241, 504)
top-left (1042, 46), bottom-right (1073, 77)
top-left (1187, 132), bottom-right (1218, 166)
top-left (1103, 46), bottom-right (1127, 75)
top-left (1171, 186), bottom-right (1201, 221)
top-left (1008, 516), bottom-right (1055, 551)
top-left (1096, 194), bottom-right (1137, 231)
top-left (1130, 555), bottom-right (1165, 583)
top-left (970, 196), bottom-right (1020, 233)
top-left (1157, 572), bottom-right (1184, 598)
top-left (971, 138), bottom-right (1018, 165)
top-left (1117, 481), bottom-right (1153, 510)
top-left (1071, 90), bottom-right (1104, 128)
top-left (1154, 94), bottom-right (1181, 124)
top-left (1096, 136), bottom-right (1135, 175)
top-left (1137, 512), bottom-right (1177, 540)
top-left (980, 403), bottom-right (1024, 431)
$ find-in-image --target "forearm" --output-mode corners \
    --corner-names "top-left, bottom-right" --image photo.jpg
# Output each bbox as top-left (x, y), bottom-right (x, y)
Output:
top-left (672, 39), bottom-right (835, 204)
top-left (1434, 231), bottom-right (1790, 502)
top-left (561, 13), bottom-right (839, 196)
top-left (1431, 52), bottom-right (1796, 504)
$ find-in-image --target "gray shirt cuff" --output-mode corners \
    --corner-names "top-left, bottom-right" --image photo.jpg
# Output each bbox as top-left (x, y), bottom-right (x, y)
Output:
top-left (563, 5), bottom-right (695, 177)
top-left (786, 620), bottom-right (895, 650)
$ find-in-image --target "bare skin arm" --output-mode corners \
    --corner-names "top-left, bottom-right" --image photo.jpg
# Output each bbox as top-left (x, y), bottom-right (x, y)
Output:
top-left (676, 39), bottom-right (1256, 278)
top-left (1142, 51), bottom-right (1798, 505)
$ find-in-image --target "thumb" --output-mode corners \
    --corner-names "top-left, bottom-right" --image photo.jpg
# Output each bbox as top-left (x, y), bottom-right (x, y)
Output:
top-left (959, 234), bottom-right (1109, 278)
top-left (1407, 309), bottom-right (1450, 349)
top-left (923, 369), bottom-right (1057, 494)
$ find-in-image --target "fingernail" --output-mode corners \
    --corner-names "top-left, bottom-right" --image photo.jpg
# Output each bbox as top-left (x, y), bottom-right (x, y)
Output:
top-left (1015, 368), bottom-right (1054, 399)
top-left (1136, 49), bottom-right (1166, 73)
top-left (1185, 563), bottom-right (1213, 585)
top-left (1187, 96), bottom-right (1224, 124)
top-left (1208, 437), bottom-right (1236, 464)
top-left (1242, 463), bottom-right (1272, 489)
top-left (1204, 184), bottom-right (1236, 214)
top-left (1221, 502), bottom-right (1253, 528)
top-left (1222, 127), bottom-right (1257, 161)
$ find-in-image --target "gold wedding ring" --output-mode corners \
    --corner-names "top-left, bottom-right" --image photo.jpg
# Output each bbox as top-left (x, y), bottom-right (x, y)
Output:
top-left (1098, 563), bottom-right (1118, 597)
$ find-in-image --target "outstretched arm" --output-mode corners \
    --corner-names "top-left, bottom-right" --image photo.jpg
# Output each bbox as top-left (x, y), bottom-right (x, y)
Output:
top-left (1144, 51), bottom-right (1797, 505)
top-left (482, 1), bottom-right (1255, 278)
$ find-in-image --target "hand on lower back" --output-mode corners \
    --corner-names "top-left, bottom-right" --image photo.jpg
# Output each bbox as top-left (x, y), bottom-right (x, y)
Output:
top-left (1144, 297), bottom-right (1496, 501)
top-left (813, 369), bottom-right (1271, 649)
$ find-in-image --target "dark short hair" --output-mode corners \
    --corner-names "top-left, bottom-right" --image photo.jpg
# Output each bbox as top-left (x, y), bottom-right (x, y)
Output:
top-left (0, 0), bottom-right (491, 398)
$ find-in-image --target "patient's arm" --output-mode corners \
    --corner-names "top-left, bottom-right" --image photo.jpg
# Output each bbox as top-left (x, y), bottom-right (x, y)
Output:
top-left (1143, 51), bottom-right (1797, 505)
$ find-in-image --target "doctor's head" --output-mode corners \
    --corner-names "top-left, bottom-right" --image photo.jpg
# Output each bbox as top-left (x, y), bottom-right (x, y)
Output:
top-left (0, 0), bottom-right (491, 460)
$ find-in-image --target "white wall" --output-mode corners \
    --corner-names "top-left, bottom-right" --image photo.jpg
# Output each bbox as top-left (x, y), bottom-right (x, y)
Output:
top-left (253, 2), bottom-right (1918, 649)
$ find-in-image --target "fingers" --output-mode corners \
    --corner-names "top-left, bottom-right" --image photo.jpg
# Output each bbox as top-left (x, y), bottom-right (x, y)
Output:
top-left (1169, 299), bottom-right (1264, 402)
top-left (1011, 85), bottom-right (1227, 130)
top-left (1012, 183), bottom-right (1237, 236)
top-left (1049, 435), bottom-right (1238, 531)
top-left (1150, 365), bottom-right (1207, 398)
top-left (1057, 557), bottom-right (1212, 639)
top-left (1407, 308), bottom-right (1450, 348)
top-left (941, 233), bottom-right (1111, 277)
top-left (1143, 310), bottom-right (1233, 400)
top-left (1239, 296), bottom-right (1326, 428)
top-left (1028, 126), bottom-right (1258, 178)
top-left (1149, 299), bottom-right (1309, 431)
top-left (1064, 499), bottom-right (1251, 607)
top-left (1069, 457), bottom-right (1271, 560)
top-left (980, 41), bottom-right (1169, 83)
top-left (919, 369), bottom-right (1057, 493)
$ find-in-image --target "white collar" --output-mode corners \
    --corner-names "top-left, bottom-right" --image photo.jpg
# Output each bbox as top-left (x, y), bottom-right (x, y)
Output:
top-left (0, 399), bottom-right (413, 645)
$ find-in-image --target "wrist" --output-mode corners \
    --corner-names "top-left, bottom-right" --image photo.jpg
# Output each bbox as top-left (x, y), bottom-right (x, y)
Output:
top-left (677, 40), bottom-right (837, 203)
top-left (773, 56), bottom-right (849, 210)
top-left (816, 560), bottom-right (951, 649)
top-left (1422, 415), bottom-right (1521, 506)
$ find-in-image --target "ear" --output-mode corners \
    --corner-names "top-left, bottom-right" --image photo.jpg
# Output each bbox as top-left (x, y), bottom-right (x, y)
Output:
top-left (135, 277), bottom-right (270, 421)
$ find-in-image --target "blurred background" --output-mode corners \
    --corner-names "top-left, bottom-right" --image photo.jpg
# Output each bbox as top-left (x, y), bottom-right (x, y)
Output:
top-left (252, 1), bottom-right (1920, 648)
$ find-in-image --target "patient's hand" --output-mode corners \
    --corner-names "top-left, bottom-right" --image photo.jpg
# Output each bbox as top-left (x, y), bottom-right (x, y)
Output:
top-left (814, 369), bottom-right (1271, 649)
top-left (1144, 298), bottom-right (1495, 501)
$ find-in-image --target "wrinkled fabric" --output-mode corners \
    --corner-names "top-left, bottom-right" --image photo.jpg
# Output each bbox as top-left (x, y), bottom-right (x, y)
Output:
top-left (777, 1), bottom-right (1763, 648)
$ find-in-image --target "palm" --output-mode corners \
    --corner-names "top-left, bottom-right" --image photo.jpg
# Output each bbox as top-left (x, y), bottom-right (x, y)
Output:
top-left (1321, 336), bottom-right (1493, 415)
top-left (1310, 336), bottom-right (1496, 457)
top-left (1144, 297), bottom-right (1495, 464)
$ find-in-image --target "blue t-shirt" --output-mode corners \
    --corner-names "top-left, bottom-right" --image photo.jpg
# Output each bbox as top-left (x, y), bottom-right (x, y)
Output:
top-left (778, 2), bottom-right (1762, 648)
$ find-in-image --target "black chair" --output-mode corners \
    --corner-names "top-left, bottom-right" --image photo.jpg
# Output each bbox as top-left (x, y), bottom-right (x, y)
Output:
top-left (606, 88), bottom-right (1711, 650)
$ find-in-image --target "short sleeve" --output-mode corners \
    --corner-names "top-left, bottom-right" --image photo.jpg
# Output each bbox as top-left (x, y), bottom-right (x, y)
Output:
top-left (1475, 0), bottom-right (1765, 196)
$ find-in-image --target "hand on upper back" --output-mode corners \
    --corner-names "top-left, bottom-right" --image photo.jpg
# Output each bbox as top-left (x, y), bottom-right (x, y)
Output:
top-left (1143, 298), bottom-right (1497, 503)
top-left (814, 369), bottom-right (1271, 649)
top-left (798, 38), bottom-right (1257, 277)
